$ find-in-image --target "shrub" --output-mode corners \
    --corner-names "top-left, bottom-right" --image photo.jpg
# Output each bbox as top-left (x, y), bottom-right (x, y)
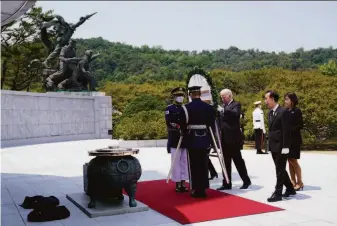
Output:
top-left (114, 110), bottom-right (167, 140)
top-left (123, 94), bottom-right (167, 117)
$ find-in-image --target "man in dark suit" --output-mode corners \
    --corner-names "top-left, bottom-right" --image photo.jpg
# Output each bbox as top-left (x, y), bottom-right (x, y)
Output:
top-left (179, 86), bottom-right (216, 198)
top-left (217, 89), bottom-right (251, 190)
top-left (264, 90), bottom-right (296, 202)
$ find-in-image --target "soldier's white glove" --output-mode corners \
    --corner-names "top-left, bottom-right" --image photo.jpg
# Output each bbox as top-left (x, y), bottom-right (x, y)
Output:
top-left (281, 148), bottom-right (289, 154)
top-left (217, 105), bottom-right (224, 112)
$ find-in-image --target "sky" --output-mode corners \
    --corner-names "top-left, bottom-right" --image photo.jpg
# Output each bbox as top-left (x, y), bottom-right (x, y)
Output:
top-left (36, 1), bottom-right (337, 53)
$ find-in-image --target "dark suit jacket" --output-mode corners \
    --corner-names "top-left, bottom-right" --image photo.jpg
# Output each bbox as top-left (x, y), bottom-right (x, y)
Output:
top-left (267, 105), bottom-right (291, 153)
top-left (289, 107), bottom-right (304, 146)
top-left (219, 100), bottom-right (242, 147)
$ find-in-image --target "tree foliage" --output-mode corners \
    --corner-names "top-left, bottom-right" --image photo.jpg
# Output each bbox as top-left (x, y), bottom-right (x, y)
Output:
top-left (1, 6), bottom-right (54, 91)
top-left (319, 60), bottom-right (337, 76)
top-left (123, 94), bottom-right (167, 117)
top-left (75, 38), bottom-right (337, 84)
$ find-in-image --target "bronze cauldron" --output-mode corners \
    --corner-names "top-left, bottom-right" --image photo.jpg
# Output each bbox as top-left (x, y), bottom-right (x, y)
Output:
top-left (83, 146), bottom-right (141, 208)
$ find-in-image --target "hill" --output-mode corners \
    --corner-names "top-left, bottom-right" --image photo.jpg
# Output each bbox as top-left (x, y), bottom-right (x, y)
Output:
top-left (75, 37), bottom-right (337, 84)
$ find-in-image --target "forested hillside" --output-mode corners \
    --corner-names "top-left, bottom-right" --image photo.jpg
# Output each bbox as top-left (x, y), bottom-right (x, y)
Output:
top-left (75, 37), bottom-right (337, 84)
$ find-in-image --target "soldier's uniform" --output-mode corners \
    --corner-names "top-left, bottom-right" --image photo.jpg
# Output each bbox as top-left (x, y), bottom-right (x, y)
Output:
top-left (252, 101), bottom-right (267, 154)
top-left (165, 87), bottom-right (189, 192)
top-left (46, 40), bottom-right (78, 89)
top-left (179, 86), bottom-right (216, 198)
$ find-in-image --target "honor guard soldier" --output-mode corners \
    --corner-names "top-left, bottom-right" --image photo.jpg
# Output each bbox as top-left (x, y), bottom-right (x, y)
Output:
top-left (252, 101), bottom-right (267, 154)
top-left (165, 87), bottom-right (189, 192)
top-left (180, 86), bottom-right (216, 198)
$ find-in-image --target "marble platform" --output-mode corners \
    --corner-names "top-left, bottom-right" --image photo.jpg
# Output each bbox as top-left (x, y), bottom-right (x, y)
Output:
top-left (1, 139), bottom-right (337, 226)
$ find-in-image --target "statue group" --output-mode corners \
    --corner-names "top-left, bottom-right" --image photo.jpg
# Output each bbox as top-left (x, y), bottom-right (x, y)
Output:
top-left (33, 12), bottom-right (100, 91)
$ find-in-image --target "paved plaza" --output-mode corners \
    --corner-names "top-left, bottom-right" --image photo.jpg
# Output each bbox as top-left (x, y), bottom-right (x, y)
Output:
top-left (1, 139), bottom-right (337, 226)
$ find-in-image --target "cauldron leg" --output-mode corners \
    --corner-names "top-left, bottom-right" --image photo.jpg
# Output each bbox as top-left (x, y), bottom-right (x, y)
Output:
top-left (118, 188), bottom-right (124, 200)
top-left (124, 182), bottom-right (137, 207)
top-left (88, 196), bottom-right (96, 208)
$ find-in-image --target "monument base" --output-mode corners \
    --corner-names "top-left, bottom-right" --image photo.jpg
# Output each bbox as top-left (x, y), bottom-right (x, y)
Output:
top-left (66, 193), bottom-right (149, 218)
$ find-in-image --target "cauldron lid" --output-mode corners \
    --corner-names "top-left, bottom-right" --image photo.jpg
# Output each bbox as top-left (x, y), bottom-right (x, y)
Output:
top-left (88, 146), bottom-right (139, 156)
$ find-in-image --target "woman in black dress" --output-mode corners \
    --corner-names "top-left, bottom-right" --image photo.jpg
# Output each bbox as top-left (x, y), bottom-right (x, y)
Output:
top-left (284, 92), bottom-right (304, 191)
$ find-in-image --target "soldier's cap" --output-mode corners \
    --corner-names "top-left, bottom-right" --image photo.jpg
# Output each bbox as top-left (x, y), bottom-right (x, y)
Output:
top-left (171, 87), bottom-right (186, 95)
top-left (254, 101), bottom-right (262, 105)
top-left (187, 86), bottom-right (202, 93)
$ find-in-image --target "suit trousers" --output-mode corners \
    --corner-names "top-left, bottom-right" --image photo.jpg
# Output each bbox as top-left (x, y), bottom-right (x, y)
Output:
top-left (222, 143), bottom-right (251, 185)
top-left (207, 148), bottom-right (217, 177)
top-left (170, 148), bottom-right (189, 182)
top-left (271, 152), bottom-right (293, 194)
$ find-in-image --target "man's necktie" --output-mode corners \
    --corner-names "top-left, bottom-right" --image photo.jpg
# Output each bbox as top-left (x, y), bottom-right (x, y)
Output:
top-left (270, 110), bottom-right (274, 122)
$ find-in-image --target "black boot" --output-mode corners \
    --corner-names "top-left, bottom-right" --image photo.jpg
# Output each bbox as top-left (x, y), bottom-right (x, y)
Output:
top-left (176, 182), bottom-right (187, 192)
top-left (217, 183), bottom-right (232, 190)
top-left (180, 181), bottom-right (188, 192)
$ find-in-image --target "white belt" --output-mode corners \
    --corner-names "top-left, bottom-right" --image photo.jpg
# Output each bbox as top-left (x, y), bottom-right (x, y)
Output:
top-left (187, 125), bottom-right (207, 129)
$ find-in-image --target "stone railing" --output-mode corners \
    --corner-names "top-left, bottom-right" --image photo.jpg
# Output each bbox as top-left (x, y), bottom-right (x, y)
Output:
top-left (118, 139), bottom-right (168, 148)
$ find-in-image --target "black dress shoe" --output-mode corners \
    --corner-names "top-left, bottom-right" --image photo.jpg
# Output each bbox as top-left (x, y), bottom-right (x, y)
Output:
top-left (209, 174), bottom-right (218, 180)
top-left (217, 184), bottom-right (232, 190)
top-left (190, 190), bottom-right (207, 198)
top-left (240, 181), bottom-right (251, 189)
top-left (282, 189), bottom-right (296, 197)
top-left (267, 193), bottom-right (282, 202)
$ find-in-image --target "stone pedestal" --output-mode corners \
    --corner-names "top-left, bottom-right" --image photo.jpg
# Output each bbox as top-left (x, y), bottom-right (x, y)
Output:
top-left (66, 193), bottom-right (149, 218)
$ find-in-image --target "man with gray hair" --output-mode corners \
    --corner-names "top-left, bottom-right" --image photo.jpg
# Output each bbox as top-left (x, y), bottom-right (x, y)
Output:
top-left (217, 89), bottom-right (251, 190)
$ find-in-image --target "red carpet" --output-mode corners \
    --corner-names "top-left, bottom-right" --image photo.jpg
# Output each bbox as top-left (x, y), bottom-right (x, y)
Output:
top-left (130, 179), bottom-right (283, 224)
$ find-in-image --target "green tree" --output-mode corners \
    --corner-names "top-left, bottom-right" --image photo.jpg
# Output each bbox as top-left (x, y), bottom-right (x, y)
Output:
top-left (114, 110), bottom-right (167, 140)
top-left (319, 60), bottom-right (337, 76)
top-left (1, 6), bottom-right (54, 91)
top-left (123, 94), bottom-right (167, 117)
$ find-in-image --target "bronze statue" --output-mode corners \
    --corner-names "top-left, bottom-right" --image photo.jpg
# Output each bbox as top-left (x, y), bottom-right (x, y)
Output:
top-left (30, 11), bottom-right (99, 92)
top-left (74, 50), bottom-right (100, 91)
top-left (45, 39), bottom-right (82, 91)
top-left (40, 13), bottom-right (96, 68)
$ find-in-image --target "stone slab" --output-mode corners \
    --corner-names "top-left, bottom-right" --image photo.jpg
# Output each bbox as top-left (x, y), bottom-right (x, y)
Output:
top-left (1, 90), bottom-right (112, 146)
top-left (66, 192), bottom-right (149, 218)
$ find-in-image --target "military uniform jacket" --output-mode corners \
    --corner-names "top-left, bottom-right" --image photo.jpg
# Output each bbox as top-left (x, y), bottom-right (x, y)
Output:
top-left (165, 104), bottom-right (185, 153)
top-left (252, 108), bottom-right (266, 133)
top-left (180, 98), bottom-right (216, 149)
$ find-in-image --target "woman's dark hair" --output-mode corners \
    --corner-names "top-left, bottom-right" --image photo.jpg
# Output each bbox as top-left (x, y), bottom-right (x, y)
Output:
top-left (284, 92), bottom-right (299, 107)
top-left (265, 90), bottom-right (280, 102)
